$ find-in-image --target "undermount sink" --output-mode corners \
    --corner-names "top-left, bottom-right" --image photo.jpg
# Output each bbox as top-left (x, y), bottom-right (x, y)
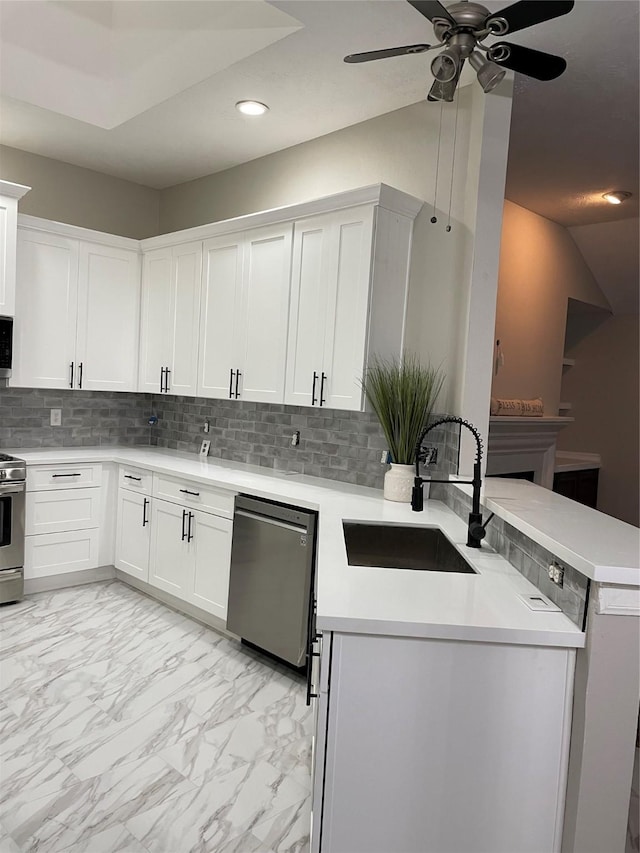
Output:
top-left (342, 523), bottom-right (477, 574)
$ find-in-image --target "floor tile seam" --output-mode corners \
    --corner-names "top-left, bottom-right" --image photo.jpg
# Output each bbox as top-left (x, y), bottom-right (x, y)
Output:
top-left (234, 794), bottom-right (312, 845)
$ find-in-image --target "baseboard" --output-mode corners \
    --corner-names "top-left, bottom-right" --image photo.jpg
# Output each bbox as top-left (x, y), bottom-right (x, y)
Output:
top-left (24, 565), bottom-right (116, 595)
top-left (114, 570), bottom-right (234, 639)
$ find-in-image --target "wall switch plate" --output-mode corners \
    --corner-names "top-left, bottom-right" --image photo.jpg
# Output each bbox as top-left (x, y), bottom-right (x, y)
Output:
top-left (50, 409), bottom-right (62, 426)
top-left (380, 450), bottom-right (390, 464)
top-left (199, 440), bottom-right (211, 457)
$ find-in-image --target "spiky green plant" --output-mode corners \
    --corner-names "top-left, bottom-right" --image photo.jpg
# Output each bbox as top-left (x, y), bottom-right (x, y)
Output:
top-left (361, 355), bottom-right (444, 465)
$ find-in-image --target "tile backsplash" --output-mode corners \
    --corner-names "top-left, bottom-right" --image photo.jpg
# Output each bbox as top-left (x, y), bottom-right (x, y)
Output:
top-left (151, 395), bottom-right (460, 489)
top-left (1, 388), bottom-right (460, 490)
top-left (0, 387), bottom-right (154, 448)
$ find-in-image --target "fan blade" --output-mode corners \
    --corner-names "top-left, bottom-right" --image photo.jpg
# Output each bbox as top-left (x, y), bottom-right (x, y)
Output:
top-left (486, 1), bottom-right (574, 35)
top-left (344, 44), bottom-right (432, 63)
top-left (427, 59), bottom-right (465, 101)
top-left (489, 42), bottom-right (567, 80)
top-left (408, 0), bottom-right (455, 24)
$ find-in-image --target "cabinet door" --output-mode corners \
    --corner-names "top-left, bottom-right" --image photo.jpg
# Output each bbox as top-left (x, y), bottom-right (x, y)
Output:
top-left (138, 248), bottom-right (171, 393)
top-left (189, 510), bottom-right (232, 620)
top-left (148, 499), bottom-right (191, 597)
top-left (115, 490), bottom-right (150, 581)
top-left (320, 205), bottom-right (374, 411)
top-left (238, 224), bottom-right (292, 404)
top-left (0, 193), bottom-right (18, 316)
top-left (13, 229), bottom-right (78, 389)
top-left (198, 234), bottom-right (243, 399)
top-left (75, 243), bottom-right (141, 391)
top-left (284, 216), bottom-right (334, 407)
top-left (167, 242), bottom-right (201, 397)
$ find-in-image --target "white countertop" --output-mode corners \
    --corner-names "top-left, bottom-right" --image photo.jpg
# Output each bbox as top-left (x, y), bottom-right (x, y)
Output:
top-left (13, 446), bottom-right (591, 648)
top-left (555, 451), bottom-right (602, 472)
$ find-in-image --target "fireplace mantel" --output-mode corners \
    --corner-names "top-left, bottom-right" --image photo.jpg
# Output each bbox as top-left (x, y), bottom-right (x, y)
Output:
top-left (487, 416), bottom-right (573, 488)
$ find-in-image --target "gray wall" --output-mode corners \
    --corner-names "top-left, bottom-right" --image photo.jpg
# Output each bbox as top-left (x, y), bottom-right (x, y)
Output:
top-left (0, 145), bottom-right (160, 239)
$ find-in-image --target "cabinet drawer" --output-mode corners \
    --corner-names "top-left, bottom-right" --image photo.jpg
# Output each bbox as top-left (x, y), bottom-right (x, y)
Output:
top-left (25, 529), bottom-right (100, 579)
top-left (26, 488), bottom-right (101, 535)
top-left (27, 463), bottom-right (102, 491)
top-left (118, 466), bottom-right (152, 494)
top-left (152, 474), bottom-right (234, 518)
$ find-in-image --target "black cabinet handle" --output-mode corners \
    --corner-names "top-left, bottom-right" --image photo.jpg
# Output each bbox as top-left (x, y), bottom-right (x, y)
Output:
top-left (125, 475), bottom-right (142, 481)
top-left (320, 372), bottom-right (327, 406)
top-left (179, 489), bottom-right (200, 497)
top-left (229, 369), bottom-right (235, 399)
top-left (160, 367), bottom-right (165, 393)
top-left (234, 370), bottom-right (241, 399)
top-left (52, 473), bottom-right (81, 478)
top-left (78, 362), bottom-right (83, 389)
top-left (165, 367), bottom-right (171, 392)
top-left (142, 497), bottom-right (149, 527)
top-left (306, 643), bottom-right (321, 705)
top-left (187, 511), bottom-right (194, 542)
top-left (181, 508), bottom-right (187, 541)
top-left (311, 371), bottom-right (318, 406)
top-left (70, 362), bottom-right (74, 389)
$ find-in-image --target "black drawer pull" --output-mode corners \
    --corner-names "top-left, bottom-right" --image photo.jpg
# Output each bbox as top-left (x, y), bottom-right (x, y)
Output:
top-left (52, 473), bottom-right (81, 478)
top-left (125, 475), bottom-right (142, 481)
top-left (179, 489), bottom-right (200, 497)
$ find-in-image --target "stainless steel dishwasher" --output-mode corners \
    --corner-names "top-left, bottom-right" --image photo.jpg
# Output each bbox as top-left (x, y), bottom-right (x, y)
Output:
top-left (227, 494), bottom-right (317, 668)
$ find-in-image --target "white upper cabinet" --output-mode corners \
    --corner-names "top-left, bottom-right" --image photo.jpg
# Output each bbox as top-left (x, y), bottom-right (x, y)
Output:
top-left (0, 181), bottom-right (30, 317)
top-left (138, 242), bottom-right (201, 395)
top-left (285, 205), bottom-right (377, 411)
top-left (198, 223), bottom-right (293, 403)
top-left (13, 218), bottom-right (141, 391)
top-left (76, 243), bottom-right (140, 391)
top-left (14, 229), bottom-right (79, 389)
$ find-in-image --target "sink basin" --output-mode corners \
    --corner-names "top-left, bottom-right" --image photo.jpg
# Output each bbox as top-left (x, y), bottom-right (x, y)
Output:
top-left (342, 523), bottom-right (476, 574)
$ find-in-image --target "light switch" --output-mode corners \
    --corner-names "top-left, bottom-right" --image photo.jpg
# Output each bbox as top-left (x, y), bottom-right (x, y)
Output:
top-left (50, 409), bottom-right (62, 426)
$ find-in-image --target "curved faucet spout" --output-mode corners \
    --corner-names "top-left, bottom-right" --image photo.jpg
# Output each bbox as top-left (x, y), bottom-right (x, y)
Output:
top-left (411, 416), bottom-right (488, 548)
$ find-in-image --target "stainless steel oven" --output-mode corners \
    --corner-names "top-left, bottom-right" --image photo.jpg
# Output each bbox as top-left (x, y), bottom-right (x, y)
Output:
top-left (0, 454), bottom-right (26, 604)
top-left (0, 317), bottom-right (13, 379)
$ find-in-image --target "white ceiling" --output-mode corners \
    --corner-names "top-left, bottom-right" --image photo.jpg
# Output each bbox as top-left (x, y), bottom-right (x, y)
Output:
top-left (0, 1), bottom-right (637, 239)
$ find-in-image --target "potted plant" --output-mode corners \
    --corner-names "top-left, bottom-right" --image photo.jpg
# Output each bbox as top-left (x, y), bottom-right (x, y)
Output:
top-left (362, 354), bottom-right (444, 501)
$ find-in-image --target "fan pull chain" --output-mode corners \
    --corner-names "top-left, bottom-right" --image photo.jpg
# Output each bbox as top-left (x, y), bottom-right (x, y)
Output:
top-left (445, 87), bottom-right (461, 233)
top-left (430, 99), bottom-right (445, 224)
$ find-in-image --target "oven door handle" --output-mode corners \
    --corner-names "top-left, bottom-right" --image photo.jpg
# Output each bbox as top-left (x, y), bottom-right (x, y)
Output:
top-left (0, 483), bottom-right (25, 495)
top-left (0, 570), bottom-right (23, 582)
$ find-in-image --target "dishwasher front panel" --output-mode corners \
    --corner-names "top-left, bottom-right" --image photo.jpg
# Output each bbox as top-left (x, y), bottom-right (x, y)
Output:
top-left (227, 495), bottom-right (316, 667)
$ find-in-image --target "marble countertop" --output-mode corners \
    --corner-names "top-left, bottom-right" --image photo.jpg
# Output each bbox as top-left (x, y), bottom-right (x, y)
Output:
top-left (13, 446), bottom-right (590, 647)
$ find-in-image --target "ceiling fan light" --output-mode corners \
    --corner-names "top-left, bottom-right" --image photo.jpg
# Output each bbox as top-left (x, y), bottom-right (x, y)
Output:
top-left (431, 46), bottom-right (461, 83)
top-left (235, 100), bottom-right (269, 116)
top-left (602, 191), bottom-right (632, 205)
top-left (469, 51), bottom-right (506, 93)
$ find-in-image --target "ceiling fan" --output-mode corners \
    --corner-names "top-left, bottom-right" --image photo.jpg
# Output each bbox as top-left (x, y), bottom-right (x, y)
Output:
top-left (344, 0), bottom-right (574, 102)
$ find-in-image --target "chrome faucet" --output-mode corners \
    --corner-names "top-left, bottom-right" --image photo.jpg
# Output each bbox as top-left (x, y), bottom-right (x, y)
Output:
top-left (411, 416), bottom-right (493, 548)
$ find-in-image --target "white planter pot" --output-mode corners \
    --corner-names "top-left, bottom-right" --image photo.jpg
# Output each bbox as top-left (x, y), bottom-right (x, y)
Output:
top-left (383, 463), bottom-right (415, 502)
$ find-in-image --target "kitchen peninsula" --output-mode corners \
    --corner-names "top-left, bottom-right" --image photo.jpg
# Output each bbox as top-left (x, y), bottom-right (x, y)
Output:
top-left (11, 444), bottom-right (639, 853)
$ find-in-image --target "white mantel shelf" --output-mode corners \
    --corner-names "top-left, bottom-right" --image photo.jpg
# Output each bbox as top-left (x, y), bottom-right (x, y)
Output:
top-left (487, 416), bottom-right (574, 488)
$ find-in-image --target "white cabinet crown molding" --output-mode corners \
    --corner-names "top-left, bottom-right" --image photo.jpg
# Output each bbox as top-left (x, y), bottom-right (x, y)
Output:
top-left (18, 213), bottom-right (140, 252)
top-left (0, 181), bottom-right (31, 200)
top-left (141, 183), bottom-right (423, 251)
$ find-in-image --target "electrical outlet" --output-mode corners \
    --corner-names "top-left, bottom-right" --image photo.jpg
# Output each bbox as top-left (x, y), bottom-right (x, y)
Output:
top-left (380, 450), bottom-right (390, 464)
top-left (203, 420), bottom-right (210, 434)
top-left (291, 430), bottom-right (300, 447)
top-left (548, 562), bottom-right (565, 587)
top-left (199, 440), bottom-right (211, 457)
top-left (50, 409), bottom-right (61, 426)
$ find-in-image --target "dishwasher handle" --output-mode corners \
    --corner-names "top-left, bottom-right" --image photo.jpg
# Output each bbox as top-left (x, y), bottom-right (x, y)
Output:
top-left (234, 508), bottom-right (308, 535)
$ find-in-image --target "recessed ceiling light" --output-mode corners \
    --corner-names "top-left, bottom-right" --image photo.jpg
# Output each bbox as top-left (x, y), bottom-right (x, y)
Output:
top-left (236, 100), bottom-right (269, 116)
top-left (602, 190), bottom-right (632, 205)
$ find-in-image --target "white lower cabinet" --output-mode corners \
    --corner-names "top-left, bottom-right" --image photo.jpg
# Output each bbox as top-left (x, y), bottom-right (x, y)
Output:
top-left (313, 631), bottom-right (575, 853)
top-left (115, 467), bottom-right (233, 621)
top-left (115, 490), bottom-right (150, 581)
top-left (25, 464), bottom-right (103, 581)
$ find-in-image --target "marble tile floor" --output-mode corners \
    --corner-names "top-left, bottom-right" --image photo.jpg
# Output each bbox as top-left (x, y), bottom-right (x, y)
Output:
top-left (0, 581), bottom-right (313, 853)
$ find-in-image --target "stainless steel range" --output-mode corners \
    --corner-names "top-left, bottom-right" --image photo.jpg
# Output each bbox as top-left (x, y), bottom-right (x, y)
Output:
top-left (0, 454), bottom-right (26, 604)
